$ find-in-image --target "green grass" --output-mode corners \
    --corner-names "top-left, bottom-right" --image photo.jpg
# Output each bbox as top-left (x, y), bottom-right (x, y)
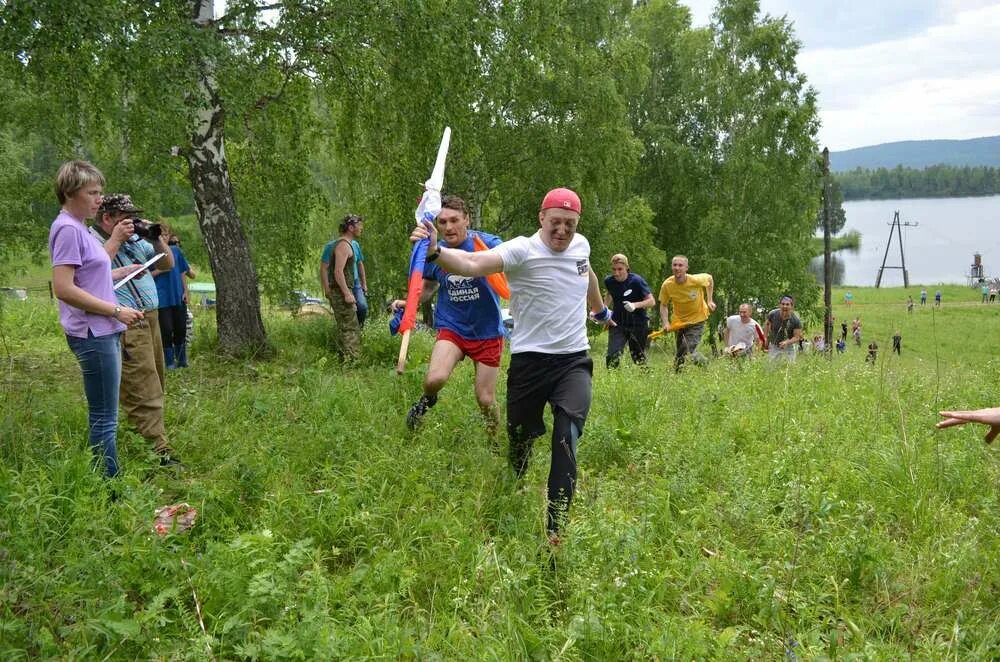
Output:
top-left (1, 286), bottom-right (998, 659)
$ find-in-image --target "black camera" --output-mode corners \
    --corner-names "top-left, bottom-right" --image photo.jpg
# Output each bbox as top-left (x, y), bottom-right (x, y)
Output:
top-left (130, 218), bottom-right (163, 242)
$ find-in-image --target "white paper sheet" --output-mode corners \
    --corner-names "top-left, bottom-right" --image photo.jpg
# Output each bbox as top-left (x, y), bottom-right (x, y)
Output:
top-left (113, 253), bottom-right (165, 291)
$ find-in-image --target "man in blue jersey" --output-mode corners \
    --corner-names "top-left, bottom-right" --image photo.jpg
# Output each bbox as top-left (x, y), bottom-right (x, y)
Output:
top-left (391, 195), bottom-right (506, 434)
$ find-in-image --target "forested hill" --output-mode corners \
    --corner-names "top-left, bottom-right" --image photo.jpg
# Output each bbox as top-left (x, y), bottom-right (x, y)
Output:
top-left (835, 164), bottom-right (1000, 200)
top-left (829, 135), bottom-right (1000, 171)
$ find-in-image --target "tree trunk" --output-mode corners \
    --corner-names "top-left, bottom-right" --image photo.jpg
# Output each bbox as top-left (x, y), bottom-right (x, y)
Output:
top-left (187, 0), bottom-right (269, 356)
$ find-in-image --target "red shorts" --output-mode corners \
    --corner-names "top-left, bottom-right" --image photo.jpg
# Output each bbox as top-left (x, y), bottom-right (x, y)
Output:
top-left (437, 329), bottom-right (503, 367)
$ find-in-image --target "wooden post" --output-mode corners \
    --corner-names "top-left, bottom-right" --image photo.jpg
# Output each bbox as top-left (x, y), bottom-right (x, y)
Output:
top-left (822, 148), bottom-right (833, 354)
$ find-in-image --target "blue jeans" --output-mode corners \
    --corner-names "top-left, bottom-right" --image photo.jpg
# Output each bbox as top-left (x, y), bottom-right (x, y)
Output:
top-left (66, 331), bottom-right (122, 477)
top-left (352, 284), bottom-right (368, 327)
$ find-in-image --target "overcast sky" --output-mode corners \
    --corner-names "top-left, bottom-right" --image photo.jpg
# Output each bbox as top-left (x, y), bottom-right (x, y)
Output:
top-left (681, 0), bottom-right (1000, 150)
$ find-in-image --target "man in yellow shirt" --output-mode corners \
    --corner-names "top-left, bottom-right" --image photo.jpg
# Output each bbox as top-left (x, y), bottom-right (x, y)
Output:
top-left (658, 255), bottom-right (715, 370)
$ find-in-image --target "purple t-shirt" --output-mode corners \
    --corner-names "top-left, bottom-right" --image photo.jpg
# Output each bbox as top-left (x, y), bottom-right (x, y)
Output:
top-left (48, 211), bottom-right (126, 338)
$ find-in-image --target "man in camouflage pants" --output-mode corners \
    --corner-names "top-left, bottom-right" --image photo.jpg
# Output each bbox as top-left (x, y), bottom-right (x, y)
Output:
top-left (324, 214), bottom-right (363, 359)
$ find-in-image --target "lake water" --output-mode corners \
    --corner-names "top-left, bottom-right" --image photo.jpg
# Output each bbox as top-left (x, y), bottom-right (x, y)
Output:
top-left (813, 195), bottom-right (1000, 286)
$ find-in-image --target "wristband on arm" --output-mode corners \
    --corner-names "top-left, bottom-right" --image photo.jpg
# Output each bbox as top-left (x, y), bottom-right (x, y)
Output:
top-left (592, 306), bottom-right (612, 323)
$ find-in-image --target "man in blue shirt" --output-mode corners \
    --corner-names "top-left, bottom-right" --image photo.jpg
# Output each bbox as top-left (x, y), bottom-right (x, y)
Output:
top-left (91, 194), bottom-right (180, 465)
top-left (391, 195), bottom-right (505, 435)
top-left (602, 254), bottom-right (655, 367)
top-left (153, 228), bottom-right (197, 368)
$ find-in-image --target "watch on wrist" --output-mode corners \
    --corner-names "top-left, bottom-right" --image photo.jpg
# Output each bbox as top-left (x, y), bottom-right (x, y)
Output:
top-left (112, 305), bottom-right (122, 320)
top-left (427, 247), bottom-right (441, 262)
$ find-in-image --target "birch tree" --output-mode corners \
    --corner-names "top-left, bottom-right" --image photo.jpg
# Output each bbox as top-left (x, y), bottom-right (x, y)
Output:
top-left (631, 0), bottom-right (822, 313)
top-left (0, 0), bottom-right (341, 355)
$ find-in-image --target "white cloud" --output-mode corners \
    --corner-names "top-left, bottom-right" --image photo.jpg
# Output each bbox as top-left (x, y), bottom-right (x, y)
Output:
top-left (679, 1), bottom-right (1000, 149)
top-left (681, 0), bottom-right (941, 47)
top-left (800, 3), bottom-right (1000, 148)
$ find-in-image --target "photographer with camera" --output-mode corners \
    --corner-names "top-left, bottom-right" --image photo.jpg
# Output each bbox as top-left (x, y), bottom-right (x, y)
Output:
top-left (91, 193), bottom-right (181, 466)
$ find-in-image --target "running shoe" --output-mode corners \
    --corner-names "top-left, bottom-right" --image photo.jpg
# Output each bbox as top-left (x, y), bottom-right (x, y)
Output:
top-left (405, 393), bottom-right (437, 430)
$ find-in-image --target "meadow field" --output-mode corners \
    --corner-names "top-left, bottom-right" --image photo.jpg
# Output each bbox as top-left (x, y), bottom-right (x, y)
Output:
top-left (1, 284), bottom-right (997, 659)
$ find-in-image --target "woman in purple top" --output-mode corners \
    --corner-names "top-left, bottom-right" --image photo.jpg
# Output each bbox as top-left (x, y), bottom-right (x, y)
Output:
top-left (49, 161), bottom-right (143, 477)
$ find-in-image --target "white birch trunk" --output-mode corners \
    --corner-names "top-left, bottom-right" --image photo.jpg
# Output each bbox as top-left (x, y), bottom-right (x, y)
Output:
top-left (186, 0), bottom-right (269, 355)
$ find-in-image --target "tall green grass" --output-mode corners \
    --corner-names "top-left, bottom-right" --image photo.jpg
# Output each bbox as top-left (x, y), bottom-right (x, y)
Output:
top-left (1, 286), bottom-right (997, 658)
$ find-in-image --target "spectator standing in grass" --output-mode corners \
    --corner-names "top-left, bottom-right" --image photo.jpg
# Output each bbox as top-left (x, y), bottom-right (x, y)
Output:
top-left (92, 194), bottom-right (181, 466)
top-left (322, 214), bottom-right (364, 359)
top-left (836, 338), bottom-right (846, 353)
top-left (658, 255), bottom-right (716, 370)
top-left (390, 195), bottom-right (505, 435)
top-left (852, 317), bottom-right (862, 347)
top-left (603, 253), bottom-right (655, 368)
top-left (982, 284), bottom-right (989, 303)
top-left (892, 330), bottom-right (902, 354)
top-left (990, 286), bottom-right (997, 303)
top-left (764, 295), bottom-right (802, 362)
top-left (935, 290), bottom-right (942, 306)
top-left (409, 187), bottom-right (613, 543)
top-left (322, 217), bottom-right (369, 327)
top-left (841, 320), bottom-right (848, 342)
top-left (907, 296), bottom-right (914, 314)
top-left (920, 288), bottom-right (927, 305)
top-left (152, 226), bottom-right (196, 369)
top-left (49, 161), bottom-right (144, 477)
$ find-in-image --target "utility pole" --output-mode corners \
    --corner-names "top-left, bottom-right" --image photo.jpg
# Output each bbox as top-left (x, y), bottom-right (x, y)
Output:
top-left (875, 211), bottom-right (918, 288)
top-left (822, 148), bottom-right (833, 352)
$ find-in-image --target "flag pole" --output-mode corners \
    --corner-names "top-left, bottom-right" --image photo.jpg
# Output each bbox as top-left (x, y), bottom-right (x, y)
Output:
top-left (396, 127), bottom-right (451, 375)
top-left (396, 330), bottom-right (411, 374)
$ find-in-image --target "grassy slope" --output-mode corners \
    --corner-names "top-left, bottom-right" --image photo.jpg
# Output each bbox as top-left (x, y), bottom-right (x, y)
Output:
top-left (1, 285), bottom-right (997, 659)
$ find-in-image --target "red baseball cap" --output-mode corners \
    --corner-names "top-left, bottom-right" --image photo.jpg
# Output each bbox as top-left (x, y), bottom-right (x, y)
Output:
top-left (540, 187), bottom-right (582, 214)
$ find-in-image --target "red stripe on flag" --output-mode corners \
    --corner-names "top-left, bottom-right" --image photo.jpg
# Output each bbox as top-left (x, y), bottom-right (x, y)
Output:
top-left (400, 271), bottom-right (425, 333)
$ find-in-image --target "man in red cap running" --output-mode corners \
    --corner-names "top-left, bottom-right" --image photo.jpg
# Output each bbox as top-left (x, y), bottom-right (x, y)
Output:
top-left (410, 187), bottom-right (612, 543)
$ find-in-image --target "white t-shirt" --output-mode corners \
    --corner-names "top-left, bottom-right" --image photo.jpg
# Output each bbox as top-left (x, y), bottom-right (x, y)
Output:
top-left (491, 231), bottom-right (592, 354)
top-left (725, 314), bottom-right (762, 349)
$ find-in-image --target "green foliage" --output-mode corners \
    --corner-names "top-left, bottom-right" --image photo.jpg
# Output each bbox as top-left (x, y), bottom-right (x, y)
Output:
top-left (588, 196), bottom-right (665, 283)
top-left (0, 1), bottom-right (198, 211)
top-left (818, 178), bottom-right (847, 234)
top-left (810, 229), bottom-right (860, 256)
top-left (0, 0), bottom-right (856, 350)
top-left (0, 129), bottom-right (52, 280)
top-left (0, 0), bottom-right (332, 343)
top-left (1, 288), bottom-right (998, 657)
top-left (632, 0), bottom-right (822, 315)
top-left (836, 164), bottom-right (1000, 200)
top-left (325, 0), bottom-right (650, 296)
top-left (227, 77), bottom-right (325, 305)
